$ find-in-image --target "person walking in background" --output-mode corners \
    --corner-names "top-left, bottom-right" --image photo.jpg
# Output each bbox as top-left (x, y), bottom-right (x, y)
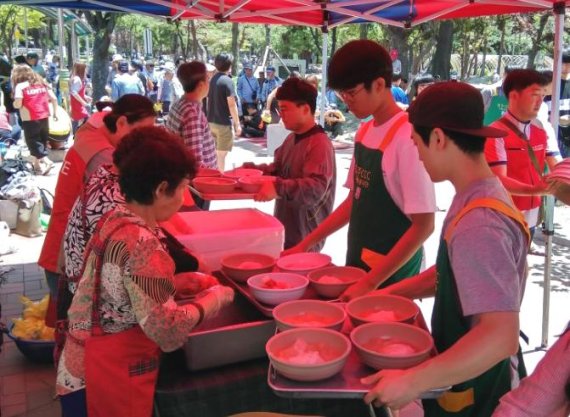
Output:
top-left (259, 66), bottom-right (281, 108)
top-left (545, 49), bottom-right (570, 158)
top-left (158, 62), bottom-right (177, 116)
top-left (111, 60), bottom-right (144, 101)
top-left (26, 52), bottom-right (46, 79)
top-left (0, 105), bottom-right (21, 146)
top-left (47, 55), bottom-right (61, 103)
top-left (69, 62), bottom-right (91, 134)
top-left (12, 64), bottom-right (58, 175)
top-left (237, 63), bottom-right (260, 116)
top-left (207, 53), bottom-right (242, 171)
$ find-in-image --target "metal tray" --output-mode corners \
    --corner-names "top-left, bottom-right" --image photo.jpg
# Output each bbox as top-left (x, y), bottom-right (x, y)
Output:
top-left (267, 311), bottom-right (449, 400)
top-left (267, 350), bottom-right (448, 400)
top-left (218, 272), bottom-right (327, 318)
top-left (180, 291), bottom-right (276, 371)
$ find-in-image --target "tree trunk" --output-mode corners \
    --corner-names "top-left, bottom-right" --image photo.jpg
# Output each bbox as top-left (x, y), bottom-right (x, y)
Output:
top-left (527, 13), bottom-right (549, 69)
top-left (479, 37), bottom-right (487, 77)
top-left (359, 23), bottom-right (370, 40)
top-left (330, 27), bottom-right (338, 57)
top-left (431, 21), bottom-right (454, 80)
top-left (83, 11), bottom-right (117, 101)
top-left (264, 24), bottom-right (270, 49)
top-left (309, 28), bottom-right (322, 55)
top-left (190, 20), bottom-right (199, 59)
top-left (231, 23), bottom-right (239, 76)
top-left (497, 16), bottom-right (506, 75)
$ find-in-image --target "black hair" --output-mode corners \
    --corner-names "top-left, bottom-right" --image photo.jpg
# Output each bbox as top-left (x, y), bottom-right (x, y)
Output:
top-left (131, 59), bottom-right (143, 71)
top-left (413, 74), bottom-right (435, 87)
top-left (537, 69), bottom-right (553, 86)
top-left (214, 53), bottom-right (233, 72)
top-left (392, 73), bottom-right (402, 82)
top-left (562, 49), bottom-right (570, 64)
top-left (102, 94), bottom-right (155, 133)
top-left (413, 125), bottom-right (486, 155)
top-left (328, 40), bottom-right (392, 92)
top-left (275, 77), bottom-right (317, 114)
top-left (502, 69), bottom-right (543, 98)
top-left (177, 61), bottom-right (207, 93)
top-left (113, 126), bottom-right (197, 205)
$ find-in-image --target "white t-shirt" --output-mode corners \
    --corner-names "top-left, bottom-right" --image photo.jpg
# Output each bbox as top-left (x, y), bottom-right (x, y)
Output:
top-left (345, 113), bottom-right (436, 216)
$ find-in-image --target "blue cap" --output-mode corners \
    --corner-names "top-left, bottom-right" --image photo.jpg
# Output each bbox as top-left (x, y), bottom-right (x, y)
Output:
top-left (266, 66), bottom-right (275, 72)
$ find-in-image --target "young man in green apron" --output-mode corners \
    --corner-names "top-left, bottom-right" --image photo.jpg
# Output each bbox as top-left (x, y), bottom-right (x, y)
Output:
top-left (283, 40), bottom-right (436, 301)
top-left (361, 82), bottom-right (530, 416)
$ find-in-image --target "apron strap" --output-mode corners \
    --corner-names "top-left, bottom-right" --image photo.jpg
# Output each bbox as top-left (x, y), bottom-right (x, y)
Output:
top-left (354, 119), bottom-right (374, 143)
top-left (444, 197), bottom-right (530, 245)
top-left (379, 113), bottom-right (408, 152)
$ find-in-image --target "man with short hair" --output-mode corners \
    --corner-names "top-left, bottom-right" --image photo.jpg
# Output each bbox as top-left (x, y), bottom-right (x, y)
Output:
top-left (391, 73), bottom-right (409, 109)
top-left (259, 66), bottom-right (281, 107)
top-left (111, 60), bottom-right (144, 101)
top-left (237, 63), bottom-right (260, 116)
top-left (207, 53), bottom-right (242, 171)
top-left (485, 69), bottom-right (561, 235)
top-left (243, 78), bottom-right (336, 250)
top-left (285, 40), bottom-right (435, 300)
top-left (26, 52), bottom-right (46, 78)
top-left (545, 49), bottom-right (570, 158)
top-left (363, 81), bottom-right (530, 417)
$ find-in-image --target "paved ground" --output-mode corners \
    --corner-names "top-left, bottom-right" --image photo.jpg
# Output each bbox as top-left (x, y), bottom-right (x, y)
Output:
top-left (0, 136), bottom-right (569, 416)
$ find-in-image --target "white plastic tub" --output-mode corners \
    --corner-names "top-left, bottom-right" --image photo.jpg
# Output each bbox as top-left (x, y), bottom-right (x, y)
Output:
top-left (162, 208), bottom-right (284, 271)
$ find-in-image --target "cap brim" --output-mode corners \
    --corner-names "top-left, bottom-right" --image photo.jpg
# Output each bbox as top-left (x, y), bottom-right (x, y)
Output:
top-left (442, 125), bottom-right (507, 138)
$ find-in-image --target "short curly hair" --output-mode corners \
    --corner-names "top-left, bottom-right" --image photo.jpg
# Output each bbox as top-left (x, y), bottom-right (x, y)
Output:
top-left (113, 126), bottom-right (197, 205)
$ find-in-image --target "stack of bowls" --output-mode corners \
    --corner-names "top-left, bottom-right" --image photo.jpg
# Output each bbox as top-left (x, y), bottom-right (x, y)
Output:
top-left (220, 253), bottom-right (276, 283)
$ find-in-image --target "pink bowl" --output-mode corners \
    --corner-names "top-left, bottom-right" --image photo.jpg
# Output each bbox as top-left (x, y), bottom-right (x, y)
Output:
top-left (238, 176), bottom-right (277, 193)
top-left (307, 266), bottom-right (367, 299)
top-left (272, 300), bottom-right (346, 332)
top-left (221, 253), bottom-right (276, 283)
top-left (223, 168), bottom-right (263, 179)
top-left (196, 168), bottom-right (222, 177)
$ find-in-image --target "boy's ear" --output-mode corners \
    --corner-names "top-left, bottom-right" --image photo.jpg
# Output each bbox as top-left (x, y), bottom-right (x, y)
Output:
top-left (431, 128), bottom-right (447, 149)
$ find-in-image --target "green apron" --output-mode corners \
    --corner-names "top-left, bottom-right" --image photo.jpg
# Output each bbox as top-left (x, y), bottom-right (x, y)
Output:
top-left (346, 116), bottom-right (422, 288)
top-left (423, 198), bottom-right (529, 416)
top-left (483, 89), bottom-right (508, 126)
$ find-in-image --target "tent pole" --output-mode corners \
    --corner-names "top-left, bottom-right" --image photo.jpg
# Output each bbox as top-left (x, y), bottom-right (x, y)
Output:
top-left (319, 27), bottom-right (328, 127)
top-left (24, 8), bottom-right (28, 52)
top-left (57, 8), bottom-right (65, 67)
top-left (541, 1), bottom-right (565, 349)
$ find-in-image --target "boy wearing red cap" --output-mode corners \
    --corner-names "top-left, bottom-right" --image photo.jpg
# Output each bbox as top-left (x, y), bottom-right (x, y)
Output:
top-left (363, 82), bottom-right (531, 416)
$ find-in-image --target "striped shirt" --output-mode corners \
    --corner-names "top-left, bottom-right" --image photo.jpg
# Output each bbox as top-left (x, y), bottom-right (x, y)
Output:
top-left (167, 96), bottom-right (217, 169)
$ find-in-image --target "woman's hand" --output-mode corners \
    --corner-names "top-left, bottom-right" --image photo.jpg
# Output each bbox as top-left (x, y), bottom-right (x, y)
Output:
top-left (174, 272), bottom-right (219, 300)
top-left (196, 285), bottom-right (235, 319)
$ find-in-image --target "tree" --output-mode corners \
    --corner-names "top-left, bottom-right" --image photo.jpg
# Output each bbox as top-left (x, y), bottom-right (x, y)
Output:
top-left (83, 11), bottom-right (119, 101)
top-left (0, 6), bottom-right (45, 58)
top-left (431, 21), bottom-right (454, 80)
top-left (231, 23), bottom-right (239, 76)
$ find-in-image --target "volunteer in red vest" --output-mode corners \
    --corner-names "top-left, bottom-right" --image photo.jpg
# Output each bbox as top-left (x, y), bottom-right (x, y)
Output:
top-left (284, 40), bottom-right (435, 301)
top-left (12, 64), bottom-right (58, 175)
top-left (484, 69), bottom-right (561, 238)
top-left (56, 127), bottom-right (234, 417)
top-left (38, 95), bottom-right (156, 328)
top-left (69, 62), bottom-right (91, 134)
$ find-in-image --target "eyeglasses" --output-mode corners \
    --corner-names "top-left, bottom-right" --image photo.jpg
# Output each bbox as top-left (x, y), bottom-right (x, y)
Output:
top-left (335, 84), bottom-right (365, 101)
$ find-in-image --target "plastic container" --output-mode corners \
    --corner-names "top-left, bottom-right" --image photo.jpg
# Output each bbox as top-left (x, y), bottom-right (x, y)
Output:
top-left (162, 209), bottom-right (284, 271)
top-left (6, 325), bottom-right (54, 364)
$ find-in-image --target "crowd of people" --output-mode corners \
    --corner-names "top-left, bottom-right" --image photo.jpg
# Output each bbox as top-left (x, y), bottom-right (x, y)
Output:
top-left (0, 39), bottom-right (569, 416)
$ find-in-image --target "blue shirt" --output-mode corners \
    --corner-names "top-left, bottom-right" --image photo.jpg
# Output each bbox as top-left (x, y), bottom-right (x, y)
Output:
top-left (260, 77), bottom-right (282, 103)
top-left (237, 74), bottom-right (260, 104)
top-left (391, 86), bottom-right (409, 105)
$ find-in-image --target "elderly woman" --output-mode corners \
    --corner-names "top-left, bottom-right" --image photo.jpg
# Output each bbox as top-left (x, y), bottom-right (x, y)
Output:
top-left (12, 64), bottom-right (58, 174)
top-left (56, 126), bottom-right (234, 417)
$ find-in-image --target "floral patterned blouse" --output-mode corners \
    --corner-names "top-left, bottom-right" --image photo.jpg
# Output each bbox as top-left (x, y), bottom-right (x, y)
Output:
top-left (56, 206), bottom-right (201, 396)
top-left (64, 164), bottom-right (124, 289)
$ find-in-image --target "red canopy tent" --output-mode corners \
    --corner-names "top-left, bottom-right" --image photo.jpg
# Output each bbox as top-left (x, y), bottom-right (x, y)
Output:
top-left (7, 0), bottom-right (569, 347)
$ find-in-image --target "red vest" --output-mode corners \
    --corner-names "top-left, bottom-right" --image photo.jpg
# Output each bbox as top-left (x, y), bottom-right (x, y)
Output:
top-left (493, 120), bottom-right (547, 211)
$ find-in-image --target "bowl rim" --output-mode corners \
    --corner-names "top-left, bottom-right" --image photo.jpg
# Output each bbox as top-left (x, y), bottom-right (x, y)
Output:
top-left (272, 299), bottom-right (347, 325)
top-left (266, 327), bottom-right (352, 368)
top-left (307, 265), bottom-right (366, 285)
top-left (238, 175), bottom-right (276, 185)
top-left (223, 168), bottom-right (264, 178)
top-left (220, 252), bottom-right (276, 269)
top-left (350, 321), bottom-right (433, 358)
top-left (7, 323), bottom-right (55, 345)
top-left (193, 177), bottom-right (237, 185)
top-left (247, 272), bottom-right (309, 292)
top-left (346, 294), bottom-right (419, 318)
top-left (276, 253), bottom-right (332, 271)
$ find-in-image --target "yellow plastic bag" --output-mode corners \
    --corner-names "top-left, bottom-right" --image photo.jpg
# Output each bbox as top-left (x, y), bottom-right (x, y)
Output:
top-left (11, 295), bottom-right (55, 341)
top-left (20, 295), bottom-right (49, 320)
